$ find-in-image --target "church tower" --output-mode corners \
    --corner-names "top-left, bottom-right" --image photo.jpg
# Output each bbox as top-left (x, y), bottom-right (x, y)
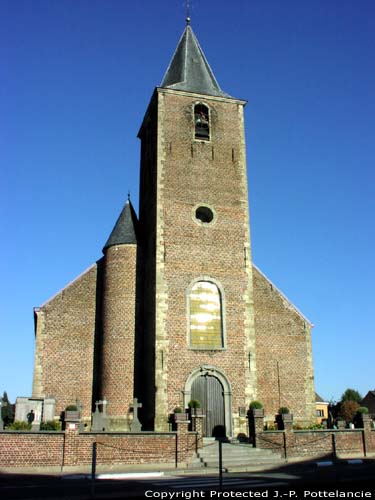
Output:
top-left (137, 21), bottom-right (257, 435)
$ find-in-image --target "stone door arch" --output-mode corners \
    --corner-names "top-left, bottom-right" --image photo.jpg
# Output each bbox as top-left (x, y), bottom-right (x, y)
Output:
top-left (184, 365), bottom-right (232, 437)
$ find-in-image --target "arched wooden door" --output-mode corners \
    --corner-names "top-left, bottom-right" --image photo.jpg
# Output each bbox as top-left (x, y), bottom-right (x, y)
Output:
top-left (191, 374), bottom-right (225, 437)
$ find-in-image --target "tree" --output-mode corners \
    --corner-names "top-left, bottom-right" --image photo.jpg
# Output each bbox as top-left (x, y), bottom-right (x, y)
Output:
top-left (1, 391), bottom-right (15, 426)
top-left (339, 400), bottom-right (360, 423)
top-left (341, 388), bottom-right (362, 403)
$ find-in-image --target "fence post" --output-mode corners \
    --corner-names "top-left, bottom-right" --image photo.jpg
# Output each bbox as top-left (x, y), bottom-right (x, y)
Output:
top-left (331, 433), bottom-right (337, 459)
top-left (282, 431), bottom-right (287, 460)
top-left (218, 438), bottom-right (223, 491)
top-left (91, 442), bottom-right (97, 497)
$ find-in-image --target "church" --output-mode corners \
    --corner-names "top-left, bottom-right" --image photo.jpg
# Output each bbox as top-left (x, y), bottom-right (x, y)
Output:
top-left (31, 20), bottom-right (316, 437)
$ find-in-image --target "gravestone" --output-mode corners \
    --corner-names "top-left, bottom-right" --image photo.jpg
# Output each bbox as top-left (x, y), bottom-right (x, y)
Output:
top-left (130, 398), bottom-right (142, 432)
top-left (43, 397), bottom-right (56, 422)
top-left (15, 397), bottom-right (43, 428)
top-left (75, 399), bottom-right (85, 432)
top-left (92, 399), bottom-right (109, 431)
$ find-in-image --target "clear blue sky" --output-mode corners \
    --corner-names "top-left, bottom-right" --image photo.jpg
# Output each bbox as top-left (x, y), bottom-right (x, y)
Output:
top-left (1, 0), bottom-right (374, 405)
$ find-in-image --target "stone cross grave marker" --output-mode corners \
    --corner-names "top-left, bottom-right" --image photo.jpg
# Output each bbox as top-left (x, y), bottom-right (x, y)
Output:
top-left (92, 399), bottom-right (109, 431)
top-left (130, 398), bottom-right (142, 432)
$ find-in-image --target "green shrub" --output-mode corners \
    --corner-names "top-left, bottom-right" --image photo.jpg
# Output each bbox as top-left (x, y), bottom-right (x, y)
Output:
top-left (7, 421), bottom-right (31, 431)
top-left (1, 391), bottom-right (14, 425)
top-left (278, 407), bottom-right (290, 414)
top-left (293, 423), bottom-right (324, 430)
top-left (40, 420), bottom-right (61, 431)
top-left (265, 423), bottom-right (277, 431)
top-left (173, 407), bottom-right (182, 413)
top-left (308, 423), bottom-right (325, 430)
top-left (249, 401), bottom-right (263, 410)
top-left (188, 399), bottom-right (201, 409)
top-left (65, 405), bottom-right (78, 411)
top-left (357, 407), bottom-right (369, 414)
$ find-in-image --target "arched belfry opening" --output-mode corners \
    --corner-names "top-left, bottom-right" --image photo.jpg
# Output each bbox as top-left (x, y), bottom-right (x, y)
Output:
top-left (194, 103), bottom-right (210, 140)
top-left (184, 366), bottom-right (232, 437)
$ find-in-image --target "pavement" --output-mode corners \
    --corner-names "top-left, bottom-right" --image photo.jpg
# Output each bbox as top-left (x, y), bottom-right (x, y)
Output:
top-left (1, 456), bottom-right (375, 500)
top-left (0, 452), bottom-right (374, 477)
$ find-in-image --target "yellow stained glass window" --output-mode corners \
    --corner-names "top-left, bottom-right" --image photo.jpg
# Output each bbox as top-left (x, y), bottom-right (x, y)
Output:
top-left (189, 281), bottom-right (223, 348)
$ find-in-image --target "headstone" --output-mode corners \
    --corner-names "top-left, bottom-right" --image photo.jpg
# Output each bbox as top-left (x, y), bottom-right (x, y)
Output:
top-left (75, 400), bottom-right (85, 432)
top-left (15, 397), bottom-right (43, 425)
top-left (43, 397), bottom-right (56, 422)
top-left (92, 399), bottom-right (109, 431)
top-left (130, 398), bottom-right (142, 432)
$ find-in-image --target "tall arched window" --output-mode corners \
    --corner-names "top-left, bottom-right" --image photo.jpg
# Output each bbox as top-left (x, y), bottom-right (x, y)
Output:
top-left (194, 104), bottom-right (210, 140)
top-left (189, 281), bottom-right (223, 349)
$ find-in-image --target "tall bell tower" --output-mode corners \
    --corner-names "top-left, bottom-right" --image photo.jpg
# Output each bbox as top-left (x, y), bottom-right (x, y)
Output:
top-left (137, 20), bottom-right (258, 435)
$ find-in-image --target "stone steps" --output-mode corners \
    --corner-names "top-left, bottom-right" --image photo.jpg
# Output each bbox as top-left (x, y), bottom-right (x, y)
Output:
top-left (188, 439), bottom-right (283, 471)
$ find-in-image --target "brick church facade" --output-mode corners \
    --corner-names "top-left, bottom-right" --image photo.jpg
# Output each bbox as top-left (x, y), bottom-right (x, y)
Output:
top-left (32, 22), bottom-right (316, 437)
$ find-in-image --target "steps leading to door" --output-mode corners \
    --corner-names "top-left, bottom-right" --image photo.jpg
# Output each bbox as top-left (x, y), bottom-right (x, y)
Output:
top-left (188, 439), bottom-right (284, 472)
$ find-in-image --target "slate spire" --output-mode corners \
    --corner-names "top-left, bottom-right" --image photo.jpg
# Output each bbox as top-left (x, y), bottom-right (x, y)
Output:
top-left (103, 198), bottom-right (138, 252)
top-left (161, 22), bottom-right (231, 98)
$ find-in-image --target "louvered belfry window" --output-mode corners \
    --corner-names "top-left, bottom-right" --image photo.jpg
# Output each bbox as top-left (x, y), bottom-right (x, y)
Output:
top-left (194, 104), bottom-right (210, 140)
top-left (189, 281), bottom-right (223, 348)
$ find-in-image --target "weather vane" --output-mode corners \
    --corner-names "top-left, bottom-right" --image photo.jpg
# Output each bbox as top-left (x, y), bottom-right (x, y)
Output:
top-left (186, 0), bottom-right (191, 24)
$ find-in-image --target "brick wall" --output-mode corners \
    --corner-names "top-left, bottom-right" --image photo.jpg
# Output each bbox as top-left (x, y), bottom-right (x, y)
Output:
top-left (251, 413), bottom-right (375, 460)
top-left (33, 264), bottom-right (99, 418)
top-left (256, 429), bottom-right (375, 459)
top-left (0, 432), bottom-right (64, 467)
top-left (0, 423), bottom-right (198, 469)
top-left (100, 244), bottom-right (137, 425)
top-left (252, 266), bottom-right (316, 424)
top-left (1, 425), bottom-right (373, 470)
top-left (63, 430), bottom-right (177, 467)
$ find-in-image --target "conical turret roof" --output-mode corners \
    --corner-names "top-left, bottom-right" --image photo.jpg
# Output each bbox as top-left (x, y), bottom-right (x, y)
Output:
top-left (103, 199), bottom-right (138, 252)
top-left (161, 23), bottom-right (231, 98)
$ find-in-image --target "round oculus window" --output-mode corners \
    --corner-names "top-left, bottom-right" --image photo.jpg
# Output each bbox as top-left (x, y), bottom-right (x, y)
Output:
top-left (195, 206), bottom-right (214, 224)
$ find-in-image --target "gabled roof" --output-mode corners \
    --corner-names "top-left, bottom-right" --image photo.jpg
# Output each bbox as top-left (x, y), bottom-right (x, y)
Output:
top-left (315, 392), bottom-right (328, 403)
top-left (103, 199), bottom-right (138, 252)
top-left (160, 22), bottom-right (231, 98)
